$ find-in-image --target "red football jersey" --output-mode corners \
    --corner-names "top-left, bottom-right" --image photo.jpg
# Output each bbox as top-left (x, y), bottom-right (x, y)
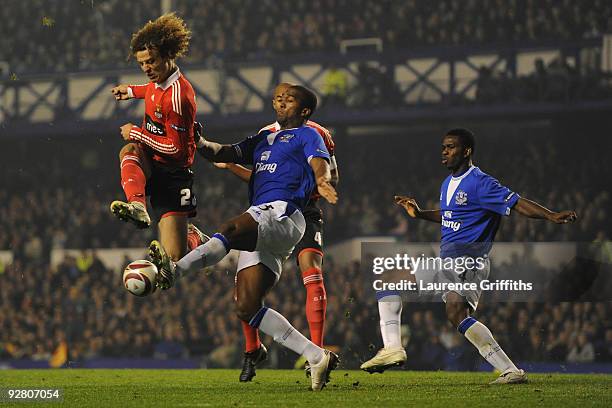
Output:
top-left (127, 68), bottom-right (196, 168)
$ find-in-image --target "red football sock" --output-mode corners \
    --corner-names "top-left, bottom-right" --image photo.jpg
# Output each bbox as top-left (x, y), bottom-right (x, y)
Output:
top-left (120, 154), bottom-right (146, 206)
top-left (302, 266), bottom-right (327, 347)
top-left (187, 228), bottom-right (203, 251)
top-left (241, 320), bottom-right (261, 353)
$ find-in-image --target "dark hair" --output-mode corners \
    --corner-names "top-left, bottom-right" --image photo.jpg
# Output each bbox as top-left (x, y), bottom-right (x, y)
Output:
top-left (130, 13), bottom-right (191, 60)
top-left (290, 85), bottom-right (317, 118)
top-left (446, 128), bottom-right (475, 155)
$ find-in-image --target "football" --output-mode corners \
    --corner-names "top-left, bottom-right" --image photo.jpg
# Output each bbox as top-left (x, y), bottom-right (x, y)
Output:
top-left (123, 260), bottom-right (158, 297)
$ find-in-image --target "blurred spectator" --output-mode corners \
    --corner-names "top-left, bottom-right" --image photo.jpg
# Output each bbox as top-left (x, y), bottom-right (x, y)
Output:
top-left (567, 333), bottom-right (596, 363)
top-left (322, 64), bottom-right (348, 107)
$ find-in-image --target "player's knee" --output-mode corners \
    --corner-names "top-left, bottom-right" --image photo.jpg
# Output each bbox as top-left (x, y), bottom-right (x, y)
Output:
top-left (298, 251), bottom-right (322, 270)
top-left (219, 221), bottom-right (238, 239)
top-left (119, 143), bottom-right (138, 160)
top-left (234, 298), bottom-right (259, 323)
top-left (445, 300), bottom-right (468, 327)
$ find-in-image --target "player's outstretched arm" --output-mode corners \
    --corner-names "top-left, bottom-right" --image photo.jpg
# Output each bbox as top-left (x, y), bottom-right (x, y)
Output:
top-left (311, 157), bottom-right (338, 204)
top-left (213, 162), bottom-right (252, 183)
top-left (197, 139), bottom-right (239, 163)
top-left (513, 197), bottom-right (577, 224)
top-left (194, 122), bottom-right (240, 163)
top-left (394, 195), bottom-right (441, 223)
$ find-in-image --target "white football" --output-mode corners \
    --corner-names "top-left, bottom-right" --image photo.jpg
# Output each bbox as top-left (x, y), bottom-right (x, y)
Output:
top-left (123, 260), bottom-right (158, 297)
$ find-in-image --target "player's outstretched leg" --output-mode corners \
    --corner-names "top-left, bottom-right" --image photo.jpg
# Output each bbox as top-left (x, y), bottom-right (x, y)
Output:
top-left (112, 144), bottom-right (151, 229)
top-left (236, 264), bottom-right (338, 391)
top-left (446, 293), bottom-right (527, 384)
top-left (149, 212), bottom-right (258, 289)
top-left (149, 231), bottom-right (228, 289)
top-left (361, 291), bottom-right (407, 373)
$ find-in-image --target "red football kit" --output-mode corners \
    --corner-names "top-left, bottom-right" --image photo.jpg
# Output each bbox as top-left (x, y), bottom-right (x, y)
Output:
top-left (127, 68), bottom-right (196, 168)
top-left (119, 68), bottom-right (198, 219)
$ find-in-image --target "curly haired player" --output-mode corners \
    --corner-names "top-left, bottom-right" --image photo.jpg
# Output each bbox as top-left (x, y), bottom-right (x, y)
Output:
top-left (110, 13), bottom-right (207, 263)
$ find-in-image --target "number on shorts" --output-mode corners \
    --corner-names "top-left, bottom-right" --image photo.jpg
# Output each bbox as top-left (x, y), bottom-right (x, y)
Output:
top-left (314, 231), bottom-right (323, 246)
top-left (180, 188), bottom-right (194, 207)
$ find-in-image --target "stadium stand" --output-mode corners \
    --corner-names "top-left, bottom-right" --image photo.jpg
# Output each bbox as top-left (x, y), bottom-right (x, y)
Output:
top-left (0, 0), bottom-right (610, 372)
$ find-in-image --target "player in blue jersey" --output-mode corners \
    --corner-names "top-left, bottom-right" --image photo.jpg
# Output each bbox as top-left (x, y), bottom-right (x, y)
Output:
top-left (361, 128), bottom-right (576, 384)
top-left (148, 85), bottom-right (339, 391)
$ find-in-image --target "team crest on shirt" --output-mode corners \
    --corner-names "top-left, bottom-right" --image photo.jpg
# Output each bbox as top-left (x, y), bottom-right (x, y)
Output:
top-left (455, 190), bottom-right (468, 205)
top-left (279, 134), bottom-right (294, 143)
top-left (260, 151), bottom-right (271, 161)
top-left (155, 104), bottom-right (163, 119)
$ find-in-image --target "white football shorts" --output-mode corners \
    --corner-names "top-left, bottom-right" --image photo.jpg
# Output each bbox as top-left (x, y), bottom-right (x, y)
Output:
top-left (237, 200), bottom-right (306, 280)
top-left (413, 256), bottom-right (491, 312)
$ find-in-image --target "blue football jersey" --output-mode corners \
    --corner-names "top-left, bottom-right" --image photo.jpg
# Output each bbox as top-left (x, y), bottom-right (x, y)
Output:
top-left (232, 125), bottom-right (330, 211)
top-left (440, 166), bottom-right (520, 257)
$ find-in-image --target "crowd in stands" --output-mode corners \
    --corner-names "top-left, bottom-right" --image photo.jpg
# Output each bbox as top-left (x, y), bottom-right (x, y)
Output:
top-left (0, 125), bottom-right (610, 367)
top-left (1, 127), bottom-right (610, 257)
top-left (474, 56), bottom-right (612, 104)
top-left (2, 0), bottom-right (612, 75)
top-left (1, 251), bottom-right (609, 369)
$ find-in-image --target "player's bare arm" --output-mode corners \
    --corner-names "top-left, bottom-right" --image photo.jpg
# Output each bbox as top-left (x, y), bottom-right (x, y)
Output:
top-left (513, 197), bottom-right (577, 224)
top-left (214, 162), bottom-right (253, 182)
top-left (310, 157), bottom-right (337, 204)
top-left (111, 84), bottom-right (132, 100)
top-left (394, 195), bottom-right (441, 223)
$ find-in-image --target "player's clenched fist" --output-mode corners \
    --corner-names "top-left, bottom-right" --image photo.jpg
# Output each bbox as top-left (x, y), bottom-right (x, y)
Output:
top-left (111, 84), bottom-right (132, 100)
top-left (394, 195), bottom-right (421, 218)
top-left (548, 210), bottom-right (578, 224)
top-left (120, 123), bottom-right (134, 141)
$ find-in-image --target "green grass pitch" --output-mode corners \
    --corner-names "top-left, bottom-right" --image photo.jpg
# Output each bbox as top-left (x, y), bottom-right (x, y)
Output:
top-left (0, 369), bottom-right (610, 407)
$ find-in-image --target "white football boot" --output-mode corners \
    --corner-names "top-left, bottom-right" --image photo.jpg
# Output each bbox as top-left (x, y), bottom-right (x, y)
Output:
top-left (110, 200), bottom-right (151, 229)
top-left (310, 350), bottom-right (339, 391)
top-left (360, 347), bottom-right (407, 373)
top-left (489, 369), bottom-right (528, 384)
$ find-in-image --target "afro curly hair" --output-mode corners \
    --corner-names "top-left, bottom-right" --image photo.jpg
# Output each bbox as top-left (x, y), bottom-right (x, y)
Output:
top-left (130, 13), bottom-right (191, 60)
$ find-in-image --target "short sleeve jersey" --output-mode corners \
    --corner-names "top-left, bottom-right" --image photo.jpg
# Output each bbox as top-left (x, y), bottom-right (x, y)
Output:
top-left (440, 166), bottom-right (520, 257)
top-left (232, 126), bottom-right (330, 211)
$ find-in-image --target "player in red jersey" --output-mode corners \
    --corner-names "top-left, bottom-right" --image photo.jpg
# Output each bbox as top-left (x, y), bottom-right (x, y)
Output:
top-left (211, 83), bottom-right (339, 381)
top-left (110, 13), bottom-right (206, 263)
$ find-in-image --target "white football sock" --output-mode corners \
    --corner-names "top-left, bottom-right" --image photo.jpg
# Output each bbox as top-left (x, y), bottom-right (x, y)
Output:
top-left (378, 294), bottom-right (402, 349)
top-left (459, 317), bottom-right (518, 374)
top-left (254, 307), bottom-right (324, 365)
top-left (175, 234), bottom-right (228, 278)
